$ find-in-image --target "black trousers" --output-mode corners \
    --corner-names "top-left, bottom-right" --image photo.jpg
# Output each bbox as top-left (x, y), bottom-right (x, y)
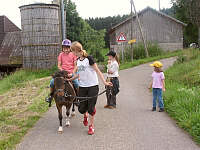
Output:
top-left (106, 77), bottom-right (119, 107)
top-left (78, 85), bottom-right (99, 115)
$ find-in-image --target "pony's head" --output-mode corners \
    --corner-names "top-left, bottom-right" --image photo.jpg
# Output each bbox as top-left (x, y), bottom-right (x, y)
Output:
top-left (53, 70), bottom-right (69, 100)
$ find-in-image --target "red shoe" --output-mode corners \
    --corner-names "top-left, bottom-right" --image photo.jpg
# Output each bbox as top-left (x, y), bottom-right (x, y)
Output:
top-left (88, 125), bottom-right (95, 135)
top-left (83, 116), bottom-right (88, 126)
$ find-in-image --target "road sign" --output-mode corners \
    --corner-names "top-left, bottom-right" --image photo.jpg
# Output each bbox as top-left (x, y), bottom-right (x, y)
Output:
top-left (128, 39), bottom-right (136, 44)
top-left (117, 32), bottom-right (127, 42)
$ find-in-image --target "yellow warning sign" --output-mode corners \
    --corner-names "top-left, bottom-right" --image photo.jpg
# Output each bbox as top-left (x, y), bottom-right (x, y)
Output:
top-left (128, 39), bottom-right (136, 44)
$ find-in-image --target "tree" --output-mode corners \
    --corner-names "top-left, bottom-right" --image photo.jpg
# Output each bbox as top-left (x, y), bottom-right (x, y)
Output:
top-left (86, 15), bottom-right (130, 48)
top-left (64, 0), bottom-right (106, 62)
top-left (171, 0), bottom-right (200, 45)
top-left (79, 20), bottom-right (106, 62)
top-left (64, 0), bottom-right (84, 42)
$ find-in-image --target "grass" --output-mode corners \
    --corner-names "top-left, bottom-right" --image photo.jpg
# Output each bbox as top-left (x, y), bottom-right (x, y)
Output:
top-left (0, 78), bottom-right (50, 150)
top-left (119, 50), bottom-right (181, 70)
top-left (0, 66), bottom-right (58, 95)
top-left (164, 48), bottom-right (200, 144)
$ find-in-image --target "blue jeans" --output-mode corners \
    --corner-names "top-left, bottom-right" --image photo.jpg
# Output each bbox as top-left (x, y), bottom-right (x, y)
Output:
top-left (50, 74), bottom-right (79, 88)
top-left (152, 88), bottom-right (164, 108)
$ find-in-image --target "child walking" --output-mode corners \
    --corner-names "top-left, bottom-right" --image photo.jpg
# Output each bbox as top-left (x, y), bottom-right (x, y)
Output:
top-left (104, 51), bottom-right (120, 109)
top-left (149, 61), bottom-right (165, 112)
top-left (46, 39), bottom-right (79, 106)
top-left (69, 41), bottom-right (112, 135)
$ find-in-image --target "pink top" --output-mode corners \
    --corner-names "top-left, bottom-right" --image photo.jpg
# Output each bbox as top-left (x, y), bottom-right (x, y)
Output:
top-left (58, 52), bottom-right (77, 73)
top-left (152, 71), bottom-right (165, 89)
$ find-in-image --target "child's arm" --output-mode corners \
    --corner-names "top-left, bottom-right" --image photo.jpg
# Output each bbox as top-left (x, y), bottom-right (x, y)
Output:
top-left (72, 65), bottom-right (78, 75)
top-left (149, 81), bottom-right (152, 89)
top-left (67, 74), bottom-right (79, 81)
top-left (92, 63), bottom-right (112, 86)
top-left (162, 79), bottom-right (166, 91)
top-left (58, 61), bottom-right (62, 70)
top-left (108, 63), bottom-right (118, 74)
top-left (68, 65), bottom-right (78, 81)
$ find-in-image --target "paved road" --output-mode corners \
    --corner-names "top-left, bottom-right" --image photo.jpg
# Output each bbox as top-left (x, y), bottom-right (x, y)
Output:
top-left (16, 57), bottom-right (200, 150)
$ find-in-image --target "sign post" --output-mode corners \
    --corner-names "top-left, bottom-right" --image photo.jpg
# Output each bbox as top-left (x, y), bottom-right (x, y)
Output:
top-left (117, 32), bottom-right (127, 63)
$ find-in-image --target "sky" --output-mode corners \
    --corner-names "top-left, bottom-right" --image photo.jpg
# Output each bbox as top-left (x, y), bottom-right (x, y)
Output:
top-left (0, 0), bottom-right (172, 29)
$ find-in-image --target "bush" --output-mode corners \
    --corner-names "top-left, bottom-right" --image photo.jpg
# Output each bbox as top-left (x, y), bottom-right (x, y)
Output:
top-left (175, 48), bottom-right (200, 64)
top-left (122, 42), bottom-right (164, 61)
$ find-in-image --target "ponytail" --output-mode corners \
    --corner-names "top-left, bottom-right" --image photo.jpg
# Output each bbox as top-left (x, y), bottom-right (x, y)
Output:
top-left (82, 50), bottom-right (88, 57)
top-left (115, 54), bottom-right (120, 65)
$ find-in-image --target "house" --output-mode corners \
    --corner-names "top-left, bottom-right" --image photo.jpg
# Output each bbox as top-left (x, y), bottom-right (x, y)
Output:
top-left (109, 7), bottom-right (186, 52)
top-left (0, 16), bottom-right (22, 66)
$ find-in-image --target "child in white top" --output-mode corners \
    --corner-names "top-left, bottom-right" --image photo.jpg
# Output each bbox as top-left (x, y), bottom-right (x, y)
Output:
top-left (104, 51), bottom-right (120, 109)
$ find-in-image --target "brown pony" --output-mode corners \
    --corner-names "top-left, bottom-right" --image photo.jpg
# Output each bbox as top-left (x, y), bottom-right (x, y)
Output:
top-left (53, 70), bottom-right (76, 133)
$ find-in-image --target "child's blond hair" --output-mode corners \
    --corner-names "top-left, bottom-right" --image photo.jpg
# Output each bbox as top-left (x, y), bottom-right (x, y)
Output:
top-left (71, 41), bottom-right (88, 57)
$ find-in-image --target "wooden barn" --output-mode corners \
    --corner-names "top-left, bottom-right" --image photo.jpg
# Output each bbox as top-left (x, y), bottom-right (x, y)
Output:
top-left (109, 7), bottom-right (186, 52)
top-left (0, 16), bottom-right (22, 67)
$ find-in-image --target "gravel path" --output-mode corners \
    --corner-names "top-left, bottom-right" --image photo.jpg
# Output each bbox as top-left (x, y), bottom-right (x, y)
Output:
top-left (16, 57), bottom-right (200, 150)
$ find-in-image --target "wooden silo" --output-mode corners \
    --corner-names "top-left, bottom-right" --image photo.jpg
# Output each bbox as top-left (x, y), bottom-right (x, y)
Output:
top-left (19, 3), bottom-right (61, 70)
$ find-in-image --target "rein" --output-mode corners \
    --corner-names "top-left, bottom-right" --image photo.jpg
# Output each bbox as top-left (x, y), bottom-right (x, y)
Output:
top-left (54, 76), bottom-right (110, 105)
top-left (65, 89), bottom-right (107, 105)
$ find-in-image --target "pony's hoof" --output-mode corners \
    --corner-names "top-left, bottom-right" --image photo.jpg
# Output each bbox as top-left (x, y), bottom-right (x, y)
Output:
top-left (66, 121), bottom-right (70, 127)
top-left (58, 126), bottom-right (63, 133)
top-left (71, 112), bottom-right (75, 117)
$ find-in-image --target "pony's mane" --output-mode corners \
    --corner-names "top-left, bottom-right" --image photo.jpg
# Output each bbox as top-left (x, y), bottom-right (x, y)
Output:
top-left (52, 70), bottom-right (69, 78)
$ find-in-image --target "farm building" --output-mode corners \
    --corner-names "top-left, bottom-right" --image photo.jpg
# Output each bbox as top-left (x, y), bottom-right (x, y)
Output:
top-left (109, 7), bottom-right (186, 52)
top-left (19, 3), bottom-right (61, 70)
top-left (0, 16), bottom-right (22, 66)
top-left (1, 3), bottom-right (62, 71)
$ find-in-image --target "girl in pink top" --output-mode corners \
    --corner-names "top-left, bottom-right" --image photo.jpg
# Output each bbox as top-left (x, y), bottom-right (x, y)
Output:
top-left (149, 61), bottom-right (165, 112)
top-left (46, 39), bottom-right (78, 106)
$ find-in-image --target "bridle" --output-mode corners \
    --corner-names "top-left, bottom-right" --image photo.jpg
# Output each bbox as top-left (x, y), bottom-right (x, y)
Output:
top-left (54, 77), bottom-right (75, 102)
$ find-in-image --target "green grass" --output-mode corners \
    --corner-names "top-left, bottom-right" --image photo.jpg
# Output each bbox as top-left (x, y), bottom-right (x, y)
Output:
top-left (0, 66), bottom-right (58, 95)
top-left (0, 116), bottom-right (40, 150)
top-left (120, 50), bottom-right (181, 70)
top-left (164, 48), bottom-right (200, 144)
top-left (0, 79), bottom-right (49, 150)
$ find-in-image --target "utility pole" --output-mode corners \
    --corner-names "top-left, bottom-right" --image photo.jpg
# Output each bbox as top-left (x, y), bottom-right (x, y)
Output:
top-left (131, 0), bottom-right (149, 57)
top-left (130, 0), bottom-right (134, 61)
top-left (159, 0), bottom-right (161, 11)
top-left (60, 0), bottom-right (66, 40)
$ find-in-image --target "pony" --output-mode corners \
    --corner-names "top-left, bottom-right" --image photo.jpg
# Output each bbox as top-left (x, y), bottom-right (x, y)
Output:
top-left (52, 70), bottom-right (77, 133)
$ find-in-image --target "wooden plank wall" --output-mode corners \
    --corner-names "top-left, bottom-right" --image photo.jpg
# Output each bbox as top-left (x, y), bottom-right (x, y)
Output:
top-left (20, 4), bottom-right (61, 70)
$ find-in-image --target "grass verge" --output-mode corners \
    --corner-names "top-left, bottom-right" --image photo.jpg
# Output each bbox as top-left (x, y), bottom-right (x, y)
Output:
top-left (164, 48), bottom-right (200, 144)
top-left (0, 78), bottom-right (50, 150)
top-left (119, 50), bottom-right (181, 70)
top-left (0, 66), bottom-right (57, 95)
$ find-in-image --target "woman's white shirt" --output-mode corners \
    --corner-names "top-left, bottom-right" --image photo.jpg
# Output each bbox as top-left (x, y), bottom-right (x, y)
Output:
top-left (77, 56), bottom-right (99, 87)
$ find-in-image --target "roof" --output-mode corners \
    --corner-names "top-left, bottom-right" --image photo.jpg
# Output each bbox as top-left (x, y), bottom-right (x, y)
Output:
top-left (0, 16), bottom-right (22, 65)
top-left (19, 3), bottom-right (59, 9)
top-left (0, 16), bottom-right (21, 46)
top-left (0, 16), bottom-right (21, 33)
top-left (0, 31), bottom-right (22, 65)
top-left (110, 7), bottom-right (187, 33)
